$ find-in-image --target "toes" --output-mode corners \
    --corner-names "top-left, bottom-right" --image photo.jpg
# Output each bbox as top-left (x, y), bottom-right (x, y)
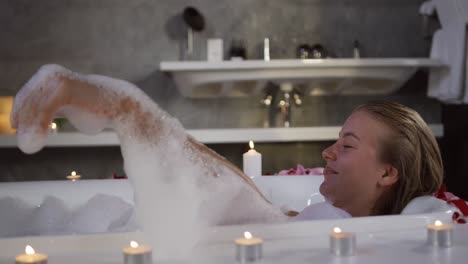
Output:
top-left (17, 125), bottom-right (47, 154)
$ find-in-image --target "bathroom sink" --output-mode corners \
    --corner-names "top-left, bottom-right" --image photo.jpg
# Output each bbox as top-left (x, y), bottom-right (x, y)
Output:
top-left (160, 58), bottom-right (446, 98)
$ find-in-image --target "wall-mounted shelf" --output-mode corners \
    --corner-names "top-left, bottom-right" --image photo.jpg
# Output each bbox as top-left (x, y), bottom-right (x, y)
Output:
top-left (0, 124), bottom-right (443, 148)
top-left (160, 58), bottom-right (447, 98)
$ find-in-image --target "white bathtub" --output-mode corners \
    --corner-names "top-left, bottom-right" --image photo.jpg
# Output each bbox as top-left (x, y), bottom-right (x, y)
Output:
top-left (0, 176), bottom-right (324, 209)
top-left (0, 176), bottom-right (325, 237)
top-left (0, 176), bottom-right (464, 264)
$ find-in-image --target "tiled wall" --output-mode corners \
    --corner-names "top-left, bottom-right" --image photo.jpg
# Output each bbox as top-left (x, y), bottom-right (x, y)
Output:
top-left (0, 0), bottom-right (441, 181)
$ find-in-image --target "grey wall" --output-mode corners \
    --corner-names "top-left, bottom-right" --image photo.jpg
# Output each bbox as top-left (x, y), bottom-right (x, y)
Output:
top-left (0, 0), bottom-right (442, 181)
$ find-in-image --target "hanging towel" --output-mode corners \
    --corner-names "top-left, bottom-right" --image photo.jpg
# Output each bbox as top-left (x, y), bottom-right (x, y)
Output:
top-left (421, 0), bottom-right (468, 103)
top-left (462, 29), bottom-right (468, 103)
top-left (426, 0), bottom-right (468, 28)
top-left (427, 25), bottom-right (467, 103)
top-left (419, 1), bottom-right (435, 16)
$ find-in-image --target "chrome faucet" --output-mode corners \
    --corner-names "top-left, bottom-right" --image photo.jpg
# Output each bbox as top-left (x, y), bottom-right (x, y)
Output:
top-left (261, 82), bottom-right (302, 128)
top-left (278, 83), bottom-right (295, 127)
top-left (260, 82), bottom-right (278, 128)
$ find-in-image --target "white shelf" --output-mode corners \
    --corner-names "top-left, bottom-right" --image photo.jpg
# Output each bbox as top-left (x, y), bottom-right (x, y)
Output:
top-left (0, 124), bottom-right (444, 147)
top-left (160, 58), bottom-right (447, 98)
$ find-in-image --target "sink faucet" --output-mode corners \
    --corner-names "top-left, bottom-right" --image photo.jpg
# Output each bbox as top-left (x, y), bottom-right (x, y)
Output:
top-left (260, 82), bottom-right (278, 127)
top-left (278, 83), bottom-right (293, 127)
top-left (261, 82), bottom-right (302, 128)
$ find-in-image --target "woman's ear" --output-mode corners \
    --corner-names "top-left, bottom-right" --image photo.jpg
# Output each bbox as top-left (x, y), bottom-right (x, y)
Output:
top-left (378, 166), bottom-right (399, 187)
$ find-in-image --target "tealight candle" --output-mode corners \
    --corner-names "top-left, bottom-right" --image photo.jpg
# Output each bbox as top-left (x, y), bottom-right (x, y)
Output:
top-left (66, 171), bottom-right (81, 181)
top-left (48, 122), bottom-right (58, 134)
top-left (15, 245), bottom-right (48, 264)
top-left (123, 241), bottom-right (152, 264)
top-left (427, 220), bottom-right (453, 248)
top-left (235, 231), bottom-right (263, 263)
top-left (242, 141), bottom-right (262, 178)
top-left (329, 227), bottom-right (356, 256)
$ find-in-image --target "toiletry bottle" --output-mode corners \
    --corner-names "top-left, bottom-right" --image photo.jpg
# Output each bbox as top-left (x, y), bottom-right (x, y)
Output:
top-left (264, 38), bottom-right (270, 61)
top-left (309, 44), bottom-right (328, 59)
top-left (229, 39), bottom-right (247, 60)
top-left (353, 40), bottom-right (360, 58)
top-left (296, 44), bottom-right (312, 59)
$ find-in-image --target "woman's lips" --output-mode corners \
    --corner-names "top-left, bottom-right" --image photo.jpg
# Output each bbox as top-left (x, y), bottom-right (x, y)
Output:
top-left (323, 166), bottom-right (338, 175)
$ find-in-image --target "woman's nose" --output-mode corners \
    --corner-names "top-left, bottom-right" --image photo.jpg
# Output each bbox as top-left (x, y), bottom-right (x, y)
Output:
top-left (322, 143), bottom-right (337, 161)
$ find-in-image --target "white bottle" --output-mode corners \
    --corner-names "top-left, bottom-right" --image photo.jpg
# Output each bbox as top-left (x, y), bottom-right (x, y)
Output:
top-left (207, 39), bottom-right (223, 61)
top-left (353, 40), bottom-right (360, 58)
top-left (264, 38), bottom-right (270, 61)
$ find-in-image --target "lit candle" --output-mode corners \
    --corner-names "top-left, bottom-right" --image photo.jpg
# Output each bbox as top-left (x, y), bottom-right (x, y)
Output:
top-left (235, 231), bottom-right (263, 263)
top-left (427, 220), bottom-right (453, 248)
top-left (66, 171), bottom-right (81, 181)
top-left (48, 122), bottom-right (58, 134)
top-left (15, 245), bottom-right (48, 264)
top-left (123, 241), bottom-right (152, 264)
top-left (243, 141), bottom-right (262, 178)
top-left (329, 227), bottom-right (356, 256)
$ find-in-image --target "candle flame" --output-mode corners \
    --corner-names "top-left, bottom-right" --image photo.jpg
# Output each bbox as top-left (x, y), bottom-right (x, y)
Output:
top-left (249, 141), bottom-right (254, 149)
top-left (71, 171), bottom-right (76, 176)
top-left (130, 241), bottom-right (139, 248)
top-left (244, 231), bottom-right (253, 239)
top-left (50, 122), bottom-right (57, 129)
top-left (333, 227), bottom-right (342, 233)
top-left (434, 220), bottom-right (443, 226)
top-left (25, 245), bottom-right (35, 255)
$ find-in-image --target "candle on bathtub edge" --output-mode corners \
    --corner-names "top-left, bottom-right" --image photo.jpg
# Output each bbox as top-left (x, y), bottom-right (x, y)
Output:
top-left (243, 141), bottom-right (262, 178)
top-left (329, 227), bottom-right (356, 256)
top-left (123, 241), bottom-right (152, 264)
top-left (66, 171), bottom-right (81, 181)
top-left (15, 245), bottom-right (48, 264)
top-left (427, 220), bottom-right (453, 248)
top-left (235, 231), bottom-right (263, 263)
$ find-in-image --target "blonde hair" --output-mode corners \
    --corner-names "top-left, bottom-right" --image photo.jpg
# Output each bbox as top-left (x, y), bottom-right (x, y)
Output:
top-left (353, 101), bottom-right (443, 215)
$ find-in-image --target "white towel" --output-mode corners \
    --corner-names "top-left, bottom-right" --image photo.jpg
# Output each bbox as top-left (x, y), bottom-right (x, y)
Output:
top-left (428, 25), bottom-right (467, 103)
top-left (419, 1), bottom-right (435, 16)
top-left (462, 30), bottom-right (468, 103)
top-left (422, 0), bottom-right (468, 103)
top-left (400, 195), bottom-right (454, 215)
top-left (293, 196), bottom-right (456, 221)
top-left (427, 0), bottom-right (468, 28)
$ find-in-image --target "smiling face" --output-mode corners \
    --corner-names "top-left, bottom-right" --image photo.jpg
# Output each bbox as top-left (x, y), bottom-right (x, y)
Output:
top-left (320, 110), bottom-right (397, 217)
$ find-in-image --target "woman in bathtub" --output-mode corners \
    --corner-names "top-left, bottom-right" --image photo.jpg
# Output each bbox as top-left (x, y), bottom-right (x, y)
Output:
top-left (295, 101), bottom-right (449, 220)
top-left (11, 64), bottom-right (455, 226)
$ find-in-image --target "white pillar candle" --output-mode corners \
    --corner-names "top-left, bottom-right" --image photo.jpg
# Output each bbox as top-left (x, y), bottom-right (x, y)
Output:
top-left (235, 231), bottom-right (263, 263)
top-left (329, 227), bottom-right (356, 256)
top-left (15, 245), bottom-right (47, 264)
top-left (243, 141), bottom-right (262, 178)
top-left (66, 171), bottom-right (81, 181)
top-left (427, 220), bottom-right (453, 248)
top-left (123, 241), bottom-right (152, 264)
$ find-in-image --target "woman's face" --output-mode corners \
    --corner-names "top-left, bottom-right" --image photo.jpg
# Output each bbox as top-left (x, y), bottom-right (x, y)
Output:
top-left (320, 110), bottom-right (392, 216)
